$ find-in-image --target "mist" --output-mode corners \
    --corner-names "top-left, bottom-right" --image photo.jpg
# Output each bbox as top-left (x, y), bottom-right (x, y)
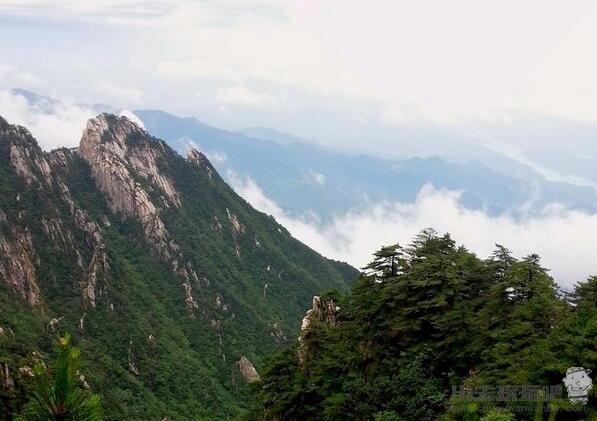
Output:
top-left (233, 176), bottom-right (597, 289)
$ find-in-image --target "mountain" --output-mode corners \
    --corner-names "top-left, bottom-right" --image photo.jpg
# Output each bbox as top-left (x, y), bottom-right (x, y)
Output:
top-left (0, 114), bottom-right (357, 419)
top-left (136, 109), bottom-right (597, 219)
top-left (237, 126), bottom-right (312, 145)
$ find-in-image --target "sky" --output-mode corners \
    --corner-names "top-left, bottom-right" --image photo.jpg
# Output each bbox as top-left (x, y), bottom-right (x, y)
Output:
top-left (2, 1), bottom-right (597, 286)
top-left (2, 0), bottom-right (597, 133)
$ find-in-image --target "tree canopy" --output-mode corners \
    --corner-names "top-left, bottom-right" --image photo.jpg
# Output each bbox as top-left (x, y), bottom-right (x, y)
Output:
top-left (249, 229), bottom-right (597, 420)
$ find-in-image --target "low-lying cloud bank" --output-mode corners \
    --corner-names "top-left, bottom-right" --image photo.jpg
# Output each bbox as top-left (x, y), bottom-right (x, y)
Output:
top-left (0, 89), bottom-right (94, 150)
top-left (232, 176), bottom-right (596, 289)
top-left (0, 89), bottom-right (145, 151)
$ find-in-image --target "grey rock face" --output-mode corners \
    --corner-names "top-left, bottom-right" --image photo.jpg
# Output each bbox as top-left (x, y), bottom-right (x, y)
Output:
top-left (0, 118), bottom-right (109, 307)
top-left (298, 295), bottom-right (340, 365)
top-left (237, 356), bottom-right (260, 383)
top-left (79, 114), bottom-right (200, 314)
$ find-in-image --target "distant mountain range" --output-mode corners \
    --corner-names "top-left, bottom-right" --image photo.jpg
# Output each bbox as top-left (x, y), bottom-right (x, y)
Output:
top-left (135, 109), bottom-right (597, 220)
top-left (8, 88), bottom-right (597, 223)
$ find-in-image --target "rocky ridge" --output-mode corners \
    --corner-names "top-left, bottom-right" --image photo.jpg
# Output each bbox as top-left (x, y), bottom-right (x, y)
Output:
top-left (79, 114), bottom-right (200, 313)
top-left (298, 295), bottom-right (340, 365)
top-left (0, 116), bottom-right (109, 309)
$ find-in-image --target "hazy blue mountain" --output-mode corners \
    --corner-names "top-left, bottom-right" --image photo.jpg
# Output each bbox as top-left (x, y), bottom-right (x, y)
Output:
top-left (7, 89), bottom-right (597, 220)
top-left (238, 126), bottom-right (314, 145)
top-left (10, 88), bottom-right (119, 115)
top-left (467, 112), bottom-right (597, 185)
top-left (135, 109), bottom-right (597, 220)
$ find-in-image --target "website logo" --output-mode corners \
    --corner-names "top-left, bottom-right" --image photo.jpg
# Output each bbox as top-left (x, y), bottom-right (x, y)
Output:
top-left (563, 367), bottom-right (592, 405)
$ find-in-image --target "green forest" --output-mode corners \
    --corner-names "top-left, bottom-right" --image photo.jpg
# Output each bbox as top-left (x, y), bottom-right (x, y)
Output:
top-left (248, 229), bottom-right (597, 421)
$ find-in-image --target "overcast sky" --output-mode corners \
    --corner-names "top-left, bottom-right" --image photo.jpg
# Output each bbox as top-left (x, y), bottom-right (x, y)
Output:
top-left (2, 0), bottom-right (597, 137)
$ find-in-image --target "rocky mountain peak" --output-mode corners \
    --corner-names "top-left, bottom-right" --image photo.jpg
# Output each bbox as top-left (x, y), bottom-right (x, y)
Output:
top-left (79, 114), bottom-right (200, 312)
top-left (80, 113), bottom-right (154, 158)
top-left (0, 118), bottom-right (49, 187)
top-left (0, 116), bottom-right (109, 309)
top-left (79, 113), bottom-right (180, 213)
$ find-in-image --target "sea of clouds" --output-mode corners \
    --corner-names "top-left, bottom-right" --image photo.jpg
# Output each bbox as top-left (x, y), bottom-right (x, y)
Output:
top-left (232, 175), bottom-right (597, 290)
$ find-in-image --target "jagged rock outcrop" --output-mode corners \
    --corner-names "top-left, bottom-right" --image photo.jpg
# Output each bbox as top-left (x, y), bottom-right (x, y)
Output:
top-left (298, 295), bottom-right (341, 365)
top-left (0, 225), bottom-right (41, 306)
top-left (237, 356), bottom-right (260, 383)
top-left (79, 114), bottom-right (201, 313)
top-left (5, 124), bottom-right (52, 188)
top-left (0, 362), bottom-right (15, 392)
top-left (79, 114), bottom-right (178, 259)
top-left (187, 148), bottom-right (214, 180)
top-left (128, 340), bottom-right (140, 376)
top-left (0, 118), bottom-right (109, 307)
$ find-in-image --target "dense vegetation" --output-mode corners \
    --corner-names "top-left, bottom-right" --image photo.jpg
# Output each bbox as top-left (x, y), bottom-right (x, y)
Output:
top-left (0, 116), bottom-right (357, 420)
top-left (249, 229), bottom-right (597, 420)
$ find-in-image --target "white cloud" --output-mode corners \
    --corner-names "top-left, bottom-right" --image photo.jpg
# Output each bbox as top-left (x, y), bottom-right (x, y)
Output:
top-left (232, 177), bottom-right (597, 289)
top-left (144, 1), bottom-right (376, 102)
top-left (4, 0), bottom-right (597, 128)
top-left (215, 85), bottom-right (278, 107)
top-left (305, 169), bottom-right (326, 185)
top-left (96, 82), bottom-right (144, 106)
top-left (0, 64), bottom-right (41, 88)
top-left (312, 0), bottom-right (597, 124)
top-left (496, 5), bottom-right (597, 122)
top-left (0, 0), bottom-right (171, 25)
top-left (119, 109), bottom-right (145, 129)
top-left (0, 89), bottom-right (93, 150)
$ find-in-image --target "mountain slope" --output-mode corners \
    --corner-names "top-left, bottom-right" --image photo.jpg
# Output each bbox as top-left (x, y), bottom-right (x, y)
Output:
top-left (0, 114), bottom-right (357, 420)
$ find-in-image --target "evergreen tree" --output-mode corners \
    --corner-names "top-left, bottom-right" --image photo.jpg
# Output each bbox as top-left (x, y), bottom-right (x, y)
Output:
top-left (17, 334), bottom-right (102, 421)
top-left (489, 244), bottom-right (516, 280)
top-left (386, 230), bottom-right (463, 347)
top-left (363, 243), bottom-right (404, 279)
top-left (573, 275), bottom-right (597, 308)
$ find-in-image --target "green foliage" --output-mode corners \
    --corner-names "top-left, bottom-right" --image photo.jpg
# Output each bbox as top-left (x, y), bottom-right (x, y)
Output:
top-left (17, 334), bottom-right (102, 421)
top-left (0, 122), bottom-right (358, 420)
top-left (250, 229), bottom-right (597, 421)
top-left (363, 243), bottom-right (404, 278)
top-left (480, 410), bottom-right (515, 421)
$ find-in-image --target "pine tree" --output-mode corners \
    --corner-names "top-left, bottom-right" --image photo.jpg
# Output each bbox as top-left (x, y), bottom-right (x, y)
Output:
top-left (17, 334), bottom-right (102, 421)
top-left (573, 275), bottom-right (597, 308)
top-left (489, 244), bottom-right (516, 280)
top-left (363, 243), bottom-right (404, 279)
top-left (387, 230), bottom-right (462, 344)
